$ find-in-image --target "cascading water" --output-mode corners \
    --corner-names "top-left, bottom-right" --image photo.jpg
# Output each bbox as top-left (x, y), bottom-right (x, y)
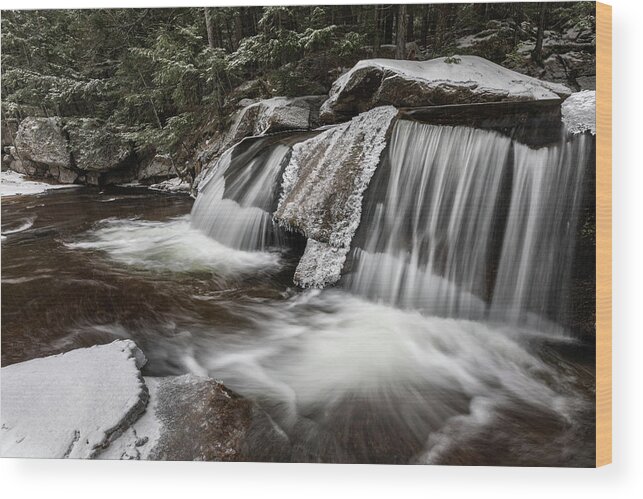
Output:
top-left (491, 136), bottom-right (590, 327)
top-left (115, 107), bottom-right (593, 465)
top-left (345, 121), bottom-right (511, 318)
top-left (191, 141), bottom-right (292, 252)
top-left (345, 119), bottom-right (592, 331)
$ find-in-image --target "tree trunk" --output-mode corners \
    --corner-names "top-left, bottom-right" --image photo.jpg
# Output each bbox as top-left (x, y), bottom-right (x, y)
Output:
top-left (373, 5), bottom-right (381, 57)
top-left (395, 5), bottom-right (408, 59)
top-left (532, 3), bottom-right (548, 66)
top-left (383, 6), bottom-right (394, 45)
top-left (420, 7), bottom-right (429, 49)
top-left (204, 8), bottom-right (216, 49)
top-left (407, 10), bottom-right (414, 41)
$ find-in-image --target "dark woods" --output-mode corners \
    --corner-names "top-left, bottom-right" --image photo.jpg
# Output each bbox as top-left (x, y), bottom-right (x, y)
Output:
top-left (1, 3), bottom-right (595, 157)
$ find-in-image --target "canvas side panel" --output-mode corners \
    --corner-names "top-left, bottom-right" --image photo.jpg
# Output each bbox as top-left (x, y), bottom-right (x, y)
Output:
top-left (596, 0), bottom-right (612, 468)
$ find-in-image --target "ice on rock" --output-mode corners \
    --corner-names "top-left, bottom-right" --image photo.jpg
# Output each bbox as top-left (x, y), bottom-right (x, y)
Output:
top-left (275, 106), bottom-right (398, 288)
top-left (561, 90), bottom-right (596, 135)
top-left (0, 340), bottom-right (148, 459)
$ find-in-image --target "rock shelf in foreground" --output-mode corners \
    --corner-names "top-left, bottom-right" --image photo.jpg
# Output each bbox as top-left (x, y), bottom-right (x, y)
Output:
top-left (0, 340), bottom-right (290, 461)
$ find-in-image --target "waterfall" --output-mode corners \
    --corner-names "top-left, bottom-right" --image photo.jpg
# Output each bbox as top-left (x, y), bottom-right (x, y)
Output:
top-left (345, 121), bottom-right (511, 318)
top-left (490, 135), bottom-right (590, 327)
top-left (191, 142), bottom-right (292, 252)
top-left (345, 119), bottom-right (591, 329)
top-left (190, 112), bottom-right (591, 331)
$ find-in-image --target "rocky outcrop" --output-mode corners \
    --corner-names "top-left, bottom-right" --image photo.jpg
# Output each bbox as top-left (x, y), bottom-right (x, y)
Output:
top-left (225, 96), bottom-right (325, 146)
top-left (275, 106), bottom-right (398, 287)
top-left (138, 154), bottom-right (175, 183)
top-left (0, 340), bottom-right (289, 461)
top-left (1, 118), bottom-right (19, 147)
top-left (191, 96), bottom-right (326, 194)
top-left (11, 117), bottom-right (139, 185)
top-left (320, 56), bottom-right (571, 123)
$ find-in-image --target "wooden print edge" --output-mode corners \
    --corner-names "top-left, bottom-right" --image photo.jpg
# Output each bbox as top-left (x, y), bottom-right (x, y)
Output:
top-left (595, 1), bottom-right (612, 468)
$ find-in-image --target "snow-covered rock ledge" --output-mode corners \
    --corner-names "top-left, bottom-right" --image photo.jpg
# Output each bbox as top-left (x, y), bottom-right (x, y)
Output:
top-left (0, 340), bottom-right (148, 458)
top-left (1, 341), bottom-right (290, 460)
top-left (1, 170), bottom-right (80, 197)
top-left (321, 55), bottom-right (571, 123)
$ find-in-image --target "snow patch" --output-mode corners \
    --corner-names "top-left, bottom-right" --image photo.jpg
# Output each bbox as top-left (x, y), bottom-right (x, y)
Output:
top-left (0, 340), bottom-right (148, 459)
top-left (1, 170), bottom-right (80, 197)
top-left (149, 177), bottom-right (191, 193)
top-left (275, 106), bottom-right (398, 287)
top-left (561, 90), bottom-right (596, 134)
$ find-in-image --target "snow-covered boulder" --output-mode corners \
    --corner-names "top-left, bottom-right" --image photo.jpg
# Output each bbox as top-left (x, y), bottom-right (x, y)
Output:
top-left (0, 340), bottom-right (148, 458)
top-left (14, 117), bottom-right (71, 168)
top-left (275, 106), bottom-right (398, 288)
top-left (320, 56), bottom-right (571, 123)
top-left (562, 90), bottom-right (596, 134)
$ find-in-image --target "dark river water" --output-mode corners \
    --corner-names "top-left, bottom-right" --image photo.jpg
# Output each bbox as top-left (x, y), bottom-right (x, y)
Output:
top-left (1, 186), bottom-right (595, 465)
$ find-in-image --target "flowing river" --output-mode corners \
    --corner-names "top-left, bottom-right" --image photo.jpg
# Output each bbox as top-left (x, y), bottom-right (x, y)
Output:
top-left (1, 116), bottom-right (596, 466)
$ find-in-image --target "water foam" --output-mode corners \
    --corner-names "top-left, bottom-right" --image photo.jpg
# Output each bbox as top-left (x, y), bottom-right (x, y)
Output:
top-left (66, 216), bottom-right (280, 276)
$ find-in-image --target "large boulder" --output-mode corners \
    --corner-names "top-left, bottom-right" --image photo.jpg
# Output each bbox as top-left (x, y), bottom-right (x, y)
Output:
top-left (64, 118), bottom-right (135, 172)
top-left (12, 117), bottom-right (138, 185)
top-left (14, 117), bottom-right (71, 168)
top-left (320, 55), bottom-right (571, 123)
top-left (102, 375), bottom-right (291, 461)
top-left (190, 95), bottom-right (326, 193)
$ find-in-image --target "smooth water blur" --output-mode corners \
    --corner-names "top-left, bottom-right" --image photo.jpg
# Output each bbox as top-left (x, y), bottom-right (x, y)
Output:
top-left (191, 143), bottom-right (292, 251)
top-left (346, 121), bottom-right (592, 332)
top-left (1, 183), bottom-right (595, 465)
top-left (346, 122), bottom-right (511, 318)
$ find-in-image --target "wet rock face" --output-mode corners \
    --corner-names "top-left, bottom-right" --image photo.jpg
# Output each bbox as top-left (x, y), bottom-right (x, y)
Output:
top-left (320, 56), bottom-right (570, 124)
top-left (144, 375), bottom-right (290, 462)
top-left (12, 117), bottom-right (138, 185)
